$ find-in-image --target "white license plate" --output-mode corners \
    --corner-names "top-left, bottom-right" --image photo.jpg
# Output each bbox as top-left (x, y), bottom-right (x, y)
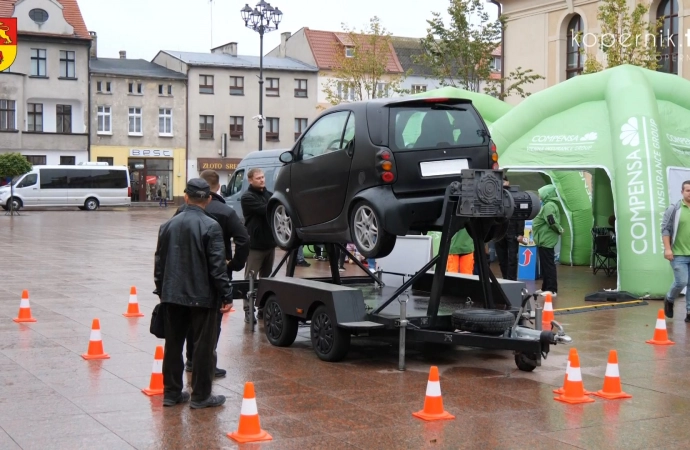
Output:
top-left (419, 159), bottom-right (469, 177)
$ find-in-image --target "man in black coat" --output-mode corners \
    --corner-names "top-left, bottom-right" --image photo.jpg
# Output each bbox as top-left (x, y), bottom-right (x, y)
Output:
top-left (494, 176), bottom-right (526, 281)
top-left (154, 178), bottom-right (233, 409)
top-left (175, 170), bottom-right (250, 378)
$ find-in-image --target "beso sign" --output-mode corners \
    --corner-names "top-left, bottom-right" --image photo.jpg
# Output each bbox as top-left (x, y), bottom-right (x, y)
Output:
top-left (129, 149), bottom-right (173, 158)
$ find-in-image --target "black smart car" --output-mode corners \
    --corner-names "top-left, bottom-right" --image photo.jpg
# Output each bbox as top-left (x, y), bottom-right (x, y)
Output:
top-left (269, 96), bottom-right (498, 259)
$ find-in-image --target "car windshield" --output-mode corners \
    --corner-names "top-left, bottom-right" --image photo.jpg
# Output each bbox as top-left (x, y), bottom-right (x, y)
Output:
top-left (391, 106), bottom-right (486, 150)
top-left (10, 174), bottom-right (25, 185)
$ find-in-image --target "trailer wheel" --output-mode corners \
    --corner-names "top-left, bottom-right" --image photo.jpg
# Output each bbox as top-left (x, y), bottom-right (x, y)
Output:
top-left (451, 309), bottom-right (514, 335)
top-left (515, 352), bottom-right (539, 372)
top-left (263, 295), bottom-right (298, 347)
top-left (310, 305), bottom-right (350, 362)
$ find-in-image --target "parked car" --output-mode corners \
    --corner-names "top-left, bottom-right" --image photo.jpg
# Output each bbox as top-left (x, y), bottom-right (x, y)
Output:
top-left (267, 96), bottom-right (498, 259)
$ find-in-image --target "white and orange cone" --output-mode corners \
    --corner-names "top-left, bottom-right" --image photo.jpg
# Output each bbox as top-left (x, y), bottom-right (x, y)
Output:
top-left (142, 345), bottom-right (164, 396)
top-left (123, 286), bottom-right (144, 318)
top-left (13, 290), bottom-right (37, 323)
top-left (646, 309), bottom-right (675, 345)
top-left (542, 292), bottom-right (555, 328)
top-left (412, 366), bottom-right (455, 421)
top-left (592, 350), bottom-right (632, 400)
top-left (227, 382), bottom-right (272, 443)
top-left (81, 318), bottom-right (110, 360)
top-left (554, 348), bottom-right (591, 395)
top-left (554, 349), bottom-right (594, 404)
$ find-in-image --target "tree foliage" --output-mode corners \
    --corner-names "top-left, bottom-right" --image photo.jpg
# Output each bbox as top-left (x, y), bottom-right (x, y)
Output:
top-left (413, 0), bottom-right (543, 100)
top-left (579, 0), bottom-right (663, 73)
top-left (322, 16), bottom-right (408, 106)
top-left (0, 153), bottom-right (32, 179)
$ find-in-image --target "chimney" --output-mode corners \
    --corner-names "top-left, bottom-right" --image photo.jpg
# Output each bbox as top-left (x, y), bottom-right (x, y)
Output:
top-left (89, 31), bottom-right (97, 59)
top-left (228, 42), bottom-right (237, 57)
top-left (279, 32), bottom-right (290, 58)
top-left (119, 50), bottom-right (126, 59)
top-left (211, 42), bottom-right (238, 56)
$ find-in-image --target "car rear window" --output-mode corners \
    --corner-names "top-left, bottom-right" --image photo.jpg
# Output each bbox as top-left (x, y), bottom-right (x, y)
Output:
top-left (391, 106), bottom-right (487, 151)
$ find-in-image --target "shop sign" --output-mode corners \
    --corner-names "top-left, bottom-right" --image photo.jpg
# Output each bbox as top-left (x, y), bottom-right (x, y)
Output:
top-left (130, 149), bottom-right (173, 158)
top-left (197, 158), bottom-right (242, 171)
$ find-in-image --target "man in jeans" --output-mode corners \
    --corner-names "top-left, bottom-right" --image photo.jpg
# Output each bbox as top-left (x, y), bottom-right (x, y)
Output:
top-left (662, 180), bottom-right (690, 321)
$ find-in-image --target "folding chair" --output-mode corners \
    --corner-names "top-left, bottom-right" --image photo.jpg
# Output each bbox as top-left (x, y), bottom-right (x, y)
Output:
top-left (592, 234), bottom-right (616, 276)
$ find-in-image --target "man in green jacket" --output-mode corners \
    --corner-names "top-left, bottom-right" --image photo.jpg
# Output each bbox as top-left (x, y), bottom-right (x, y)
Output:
top-left (528, 185), bottom-right (563, 296)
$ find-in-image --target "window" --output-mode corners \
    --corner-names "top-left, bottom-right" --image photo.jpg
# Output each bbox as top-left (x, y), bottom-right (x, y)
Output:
top-left (229, 169), bottom-right (244, 195)
top-left (68, 169), bottom-right (128, 189)
top-left (29, 8), bottom-right (49, 24)
top-left (128, 107), bottom-right (142, 135)
top-left (299, 111), bottom-right (350, 159)
top-left (97, 106), bottom-right (111, 134)
top-left (158, 84), bottom-right (173, 96)
top-left (345, 46), bottom-right (354, 57)
top-left (27, 103), bottom-right (43, 132)
top-left (490, 56), bottom-right (502, 72)
top-left (158, 84), bottom-right (163, 95)
top-left (566, 15), bottom-right (584, 79)
top-left (265, 117), bottom-right (279, 141)
top-left (159, 108), bottom-right (173, 136)
top-left (230, 116), bottom-right (244, 140)
top-left (105, 81), bottom-right (111, 93)
top-left (56, 105), bottom-right (72, 133)
top-left (657, 0), bottom-right (679, 74)
top-left (199, 115), bottom-right (214, 139)
top-left (294, 118), bottom-right (308, 141)
top-left (392, 106), bottom-right (485, 150)
top-left (59, 50), bottom-right (76, 78)
top-left (97, 157), bottom-right (114, 166)
top-left (97, 81), bottom-right (102, 92)
top-left (411, 85), bottom-right (427, 94)
top-left (375, 82), bottom-right (390, 98)
top-left (266, 78), bottom-right (279, 96)
top-left (294, 79), bottom-right (308, 98)
top-left (168, 84), bottom-right (172, 95)
top-left (128, 82), bottom-right (142, 94)
top-left (337, 82), bottom-right (355, 101)
top-left (0, 100), bottom-right (16, 131)
top-left (17, 173), bottom-right (38, 188)
top-left (25, 155), bottom-right (46, 165)
top-left (60, 156), bottom-right (75, 165)
top-left (199, 75), bottom-right (214, 94)
top-left (30, 49), bottom-right (46, 77)
top-left (230, 76), bottom-right (244, 95)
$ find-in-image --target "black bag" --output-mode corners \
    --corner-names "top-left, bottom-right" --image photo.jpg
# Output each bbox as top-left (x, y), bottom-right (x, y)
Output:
top-left (150, 303), bottom-right (166, 339)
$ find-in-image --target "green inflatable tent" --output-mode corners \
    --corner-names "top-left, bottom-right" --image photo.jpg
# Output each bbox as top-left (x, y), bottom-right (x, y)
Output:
top-left (490, 64), bottom-right (690, 297)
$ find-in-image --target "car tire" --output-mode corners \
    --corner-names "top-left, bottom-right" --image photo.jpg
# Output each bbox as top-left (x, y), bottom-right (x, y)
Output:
top-left (451, 309), bottom-right (514, 336)
top-left (8, 197), bottom-right (22, 211)
top-left (263, 295), bottom-right (299, 347)
top-left (310, 305), bottom-right (350, 362)
top-left (270, 202), bottom-right (300, 250)
top-left (350, 201), bottom-right (396, 259)
top-left (84, 197), bottom-right (99, 211)
top-left (514, 352), bottom-right (539, 372)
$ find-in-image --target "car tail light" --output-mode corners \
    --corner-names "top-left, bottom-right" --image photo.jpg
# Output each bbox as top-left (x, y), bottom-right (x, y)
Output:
top-left (128, 186), bottom-right (132, 197)
top-left (423, 97), bottom-right (450, 103)
top-left (377, 150), bottom-right (395, 183)
top-left (490, 139), bottom-right (499, 169)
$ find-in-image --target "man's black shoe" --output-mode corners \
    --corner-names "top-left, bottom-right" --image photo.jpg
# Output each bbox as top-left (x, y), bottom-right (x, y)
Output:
top-left (163, 392), bottom-right (190, 407)
top-left (190, 394), bottom-right (226, 409)
top-left (665, 297), bottom-right (674, 318)
top-left (296, 259), bottom-right (311, 267)
top-left (685, 313), bottom-right (690, 323)
top-left (215, 367), bottom-right (227, 378)
top-left (185, 361), bottom-right (193, 372)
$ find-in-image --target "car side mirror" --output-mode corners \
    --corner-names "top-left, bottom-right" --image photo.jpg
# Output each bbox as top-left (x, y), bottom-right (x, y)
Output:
top-left (279, 151), bottom-right (294, 164)
top-left (220, 185), bottom-right (227, 196)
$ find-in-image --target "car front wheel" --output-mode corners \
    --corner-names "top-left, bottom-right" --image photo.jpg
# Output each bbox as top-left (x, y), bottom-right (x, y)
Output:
top-left (350, 201), bottom-right (396, 259)
top-left (270, 203), bottom-right (300, 250)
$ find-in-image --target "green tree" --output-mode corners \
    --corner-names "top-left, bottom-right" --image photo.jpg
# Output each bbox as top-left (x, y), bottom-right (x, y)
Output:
top-left (579, 0), bottom-right (663, 73)
top-left (0, 153), bottom-right (32, 215)
top-left (414, 0), bottom-right (543, 100)
top-left (322, 16), bottom-right (409, 106)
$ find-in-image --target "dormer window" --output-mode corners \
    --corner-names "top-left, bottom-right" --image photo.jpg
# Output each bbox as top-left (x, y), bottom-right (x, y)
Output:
top-left (345, 47), bottom-right (354, 58)
top-left (29, 9), bottom-right (49, 24)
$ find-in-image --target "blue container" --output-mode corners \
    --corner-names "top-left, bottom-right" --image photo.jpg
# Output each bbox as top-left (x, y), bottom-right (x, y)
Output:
top-left (518, 245), bottom-right (540, 280)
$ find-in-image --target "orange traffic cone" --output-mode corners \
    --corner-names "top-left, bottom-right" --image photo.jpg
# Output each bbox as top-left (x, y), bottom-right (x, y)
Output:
top-left (592, 350), bottom-right (632, 400)
top-left (554, 349), bottom-right (594, 404)
top-left (227, 382), bottom-right (272, 443)
top-left (123, 286), bottom-right (144, 318)
top-left (13, 290), bottom-right (37, 323)
top-left (412, 366), bottom-right (455, 421)
top-left (554, 348), bottom-right (592, 395)
top-left (142, 345), bottom-right (164, 396)
top-left (81, 318), bottom-right (110, 360)
top-left (646, 310), bottom-right (674, 345)
top-left (542, 292), bottom-right (555, 328)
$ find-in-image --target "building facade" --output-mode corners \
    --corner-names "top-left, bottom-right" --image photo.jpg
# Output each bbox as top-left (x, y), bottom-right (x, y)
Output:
top-left (152, 42), bottom-right (319, 182)
top-left (499, 0), bottom-right (682, 104)
top-left (0, 0), bottom-right (91, 165)
top-left (89, 40), bottom-right (187, 204)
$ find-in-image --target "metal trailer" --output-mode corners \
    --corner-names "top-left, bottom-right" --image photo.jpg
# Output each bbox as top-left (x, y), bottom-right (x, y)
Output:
top-left (233, 170), bottom-right (573, 371)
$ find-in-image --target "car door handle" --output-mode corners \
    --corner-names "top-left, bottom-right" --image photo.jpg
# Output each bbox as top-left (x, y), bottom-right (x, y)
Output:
top-left (33, 188), bottom-right (37, 190)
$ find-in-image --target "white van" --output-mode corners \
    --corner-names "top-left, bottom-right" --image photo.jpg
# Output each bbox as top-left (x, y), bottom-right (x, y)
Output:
top-left (0, 163), bottom-right (131, 211)
top-left (221, 149), bottom-right (287, 222)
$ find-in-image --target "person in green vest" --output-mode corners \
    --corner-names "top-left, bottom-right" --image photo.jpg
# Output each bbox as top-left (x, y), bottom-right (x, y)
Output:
top-left (447, 228), bottom-right (475, 274)
top-left (526, 184), bottom-right (563, 296)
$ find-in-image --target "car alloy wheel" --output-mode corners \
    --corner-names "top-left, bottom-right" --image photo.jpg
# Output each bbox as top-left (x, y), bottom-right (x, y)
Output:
top-left (311, 311), bottom-right (335, 355)
top-left (273, 204), bottom-right (293, 247)
top-left (353, 204), bottom-right (378, 252)
top-left (265, 301), bottom-right (284, 342)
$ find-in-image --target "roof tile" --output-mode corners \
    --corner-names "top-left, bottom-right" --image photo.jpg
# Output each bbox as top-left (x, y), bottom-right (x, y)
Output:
top-left (0, 0), bottom-right (90, 39)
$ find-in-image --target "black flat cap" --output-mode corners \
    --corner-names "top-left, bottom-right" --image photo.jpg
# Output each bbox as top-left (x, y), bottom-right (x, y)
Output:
top-left (185, 178), bottom-right (211, 198)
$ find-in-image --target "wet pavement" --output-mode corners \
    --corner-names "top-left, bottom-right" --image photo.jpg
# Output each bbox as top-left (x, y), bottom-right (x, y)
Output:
top-left (2, 208), bottom-right (690, 449)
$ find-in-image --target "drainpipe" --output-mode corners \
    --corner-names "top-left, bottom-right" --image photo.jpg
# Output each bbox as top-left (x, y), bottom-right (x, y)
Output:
top-left (488, 0), bottom-right (505, 97)
top-left (87, 39), bottom-right (92, 161)
top-left (185, 66), bottom-right (189, 186)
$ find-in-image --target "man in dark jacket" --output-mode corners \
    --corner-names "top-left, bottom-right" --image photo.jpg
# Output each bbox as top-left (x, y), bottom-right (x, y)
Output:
top-left (494, 176), bottom-right (526, 280)
top-left (175, 170), bottom-right (250, 378)
top-left (154, 178), bottom-right (232, 409)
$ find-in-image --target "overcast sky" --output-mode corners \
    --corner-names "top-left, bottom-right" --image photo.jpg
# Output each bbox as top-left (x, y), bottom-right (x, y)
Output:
top-left (78, 0), bottom-right (499, 61)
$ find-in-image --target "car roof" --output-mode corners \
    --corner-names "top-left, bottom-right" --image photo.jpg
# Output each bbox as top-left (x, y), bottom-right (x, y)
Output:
top-left (326, 95), bottom-right (476, 113)
top-left (240, 149), bottom-right (289, 161)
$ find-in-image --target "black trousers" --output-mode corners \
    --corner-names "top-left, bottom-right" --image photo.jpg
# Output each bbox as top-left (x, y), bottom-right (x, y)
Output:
top-left (538, 246), bottom-right (558, 293)
top-left (186, 311), bottom-right (223, 363)
top-left (163, 303), bottom-right (218, 402)
top-left (495, 237), bottom-right (519, 281)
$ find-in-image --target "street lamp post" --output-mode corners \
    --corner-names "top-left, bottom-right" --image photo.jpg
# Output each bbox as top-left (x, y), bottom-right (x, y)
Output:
top-left (241, 1), bottom-right (283, 151)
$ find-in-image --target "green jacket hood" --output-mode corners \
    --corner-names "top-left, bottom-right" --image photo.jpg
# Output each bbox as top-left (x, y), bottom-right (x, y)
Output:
top-left (538, 185), bottom-right (558, 204)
